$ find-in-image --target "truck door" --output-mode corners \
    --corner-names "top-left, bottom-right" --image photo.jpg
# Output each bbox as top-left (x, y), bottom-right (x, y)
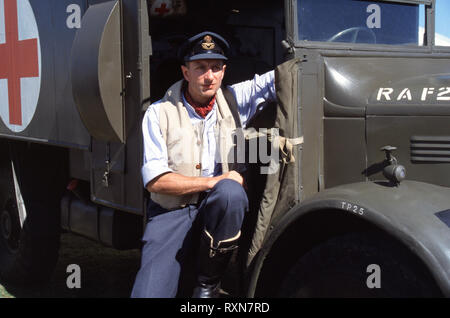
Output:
top-left (70, 0), bottom-right (151, 215)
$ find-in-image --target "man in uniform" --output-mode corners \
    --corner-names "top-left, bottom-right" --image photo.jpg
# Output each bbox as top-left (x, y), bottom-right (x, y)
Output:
top-left (132, 31), bottom-right (276, 298)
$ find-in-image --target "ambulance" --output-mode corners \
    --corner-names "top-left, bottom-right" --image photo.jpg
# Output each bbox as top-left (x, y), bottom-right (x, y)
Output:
top-left (0, 0), bottom-right (449, 297)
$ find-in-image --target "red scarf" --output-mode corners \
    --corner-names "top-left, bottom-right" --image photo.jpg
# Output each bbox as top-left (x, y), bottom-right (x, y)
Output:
top-left (184, 90), bottom-right (215, 118)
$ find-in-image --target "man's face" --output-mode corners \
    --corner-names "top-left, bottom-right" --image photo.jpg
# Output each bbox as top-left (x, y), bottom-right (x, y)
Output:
top-left (181, 59), bottom-right (226, 104)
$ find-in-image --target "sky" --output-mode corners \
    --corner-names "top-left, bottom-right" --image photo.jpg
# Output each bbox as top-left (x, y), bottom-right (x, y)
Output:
top-left (419, 0), bottom-right (450, 40)
top-left (435, 0), bottom-right (450, 38)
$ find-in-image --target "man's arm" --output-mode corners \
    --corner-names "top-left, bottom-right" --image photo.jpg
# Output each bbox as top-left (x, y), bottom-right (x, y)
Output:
top-left (146, 170), bottom-right (244, 196)
top-left (228, 70), bottom-right (276, 127)
top-left (141, 102), bottom-right (174, 188)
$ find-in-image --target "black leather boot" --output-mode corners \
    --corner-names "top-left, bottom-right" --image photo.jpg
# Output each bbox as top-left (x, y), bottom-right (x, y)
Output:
top-left (192, 229), bottom-right (240, 298)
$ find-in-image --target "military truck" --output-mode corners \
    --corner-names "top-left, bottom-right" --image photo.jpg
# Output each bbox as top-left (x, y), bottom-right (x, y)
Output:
top-left (0, 0), bottom-right (449, 297)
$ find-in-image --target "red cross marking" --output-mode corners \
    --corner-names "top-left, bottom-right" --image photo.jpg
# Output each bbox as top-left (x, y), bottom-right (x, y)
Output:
top-left (0, 0), bottom-right (39, 126)
top-left (155, 3), bottom-right (170, 16)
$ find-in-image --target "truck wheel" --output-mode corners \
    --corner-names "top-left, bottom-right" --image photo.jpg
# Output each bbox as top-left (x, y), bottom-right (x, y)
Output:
top-left (279, 232), bottom-right (441, 297)
top-left (0, 147), bottom-right (63, 285)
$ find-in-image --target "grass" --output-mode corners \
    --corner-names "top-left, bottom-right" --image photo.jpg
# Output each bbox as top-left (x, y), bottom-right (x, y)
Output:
top-left (0, 232), bottom-right (141, 298)
top-left (0, 284), bottom-right (14, 298)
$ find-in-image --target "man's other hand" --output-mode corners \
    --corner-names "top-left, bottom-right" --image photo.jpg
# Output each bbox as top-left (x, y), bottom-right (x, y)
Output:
top-left (209, 170), bottom-right (244, 189)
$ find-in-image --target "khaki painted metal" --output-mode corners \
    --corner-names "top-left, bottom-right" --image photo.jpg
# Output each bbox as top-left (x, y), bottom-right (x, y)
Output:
top-left (71, 0), bottom-right (125, 143)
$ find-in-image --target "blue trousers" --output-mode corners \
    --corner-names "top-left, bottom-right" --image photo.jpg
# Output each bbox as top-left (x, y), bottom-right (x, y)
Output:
top-left (131, 179), bottom-right (248, 298)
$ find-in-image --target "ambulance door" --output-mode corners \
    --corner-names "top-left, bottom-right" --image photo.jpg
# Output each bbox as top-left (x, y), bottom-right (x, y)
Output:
top-left (71, 0), bottom-right (150, 214)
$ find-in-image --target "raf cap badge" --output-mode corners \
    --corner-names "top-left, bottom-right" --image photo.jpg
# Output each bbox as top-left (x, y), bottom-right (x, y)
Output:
top-left (201, 35), bottom-right (215, 50)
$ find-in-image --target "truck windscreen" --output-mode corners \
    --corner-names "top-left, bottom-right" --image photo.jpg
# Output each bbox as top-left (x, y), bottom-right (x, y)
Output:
top-left (297, 0), bottom-right (421, 45)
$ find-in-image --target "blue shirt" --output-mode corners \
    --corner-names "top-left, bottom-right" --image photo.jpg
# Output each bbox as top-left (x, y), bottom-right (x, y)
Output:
top-left (142, 70), bottom-right (276, 187)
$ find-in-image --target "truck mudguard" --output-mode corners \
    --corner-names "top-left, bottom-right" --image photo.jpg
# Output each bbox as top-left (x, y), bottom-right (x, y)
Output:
top-left (249, 180), bottom-right (450, 296)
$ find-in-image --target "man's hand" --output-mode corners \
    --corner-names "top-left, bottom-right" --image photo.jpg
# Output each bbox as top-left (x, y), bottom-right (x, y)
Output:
top-left (209, 170), bottom-right (244, 188)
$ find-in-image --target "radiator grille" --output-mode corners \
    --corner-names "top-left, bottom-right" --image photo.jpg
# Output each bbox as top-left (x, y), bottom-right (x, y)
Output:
top-left (410, 136), bottom-right (450, 163)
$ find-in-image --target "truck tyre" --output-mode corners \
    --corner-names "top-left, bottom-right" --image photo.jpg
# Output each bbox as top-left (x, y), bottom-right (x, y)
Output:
top-left (0, 143), bottom-right (66, 285)
top-left (279, 232), bottom-right (442, 297)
